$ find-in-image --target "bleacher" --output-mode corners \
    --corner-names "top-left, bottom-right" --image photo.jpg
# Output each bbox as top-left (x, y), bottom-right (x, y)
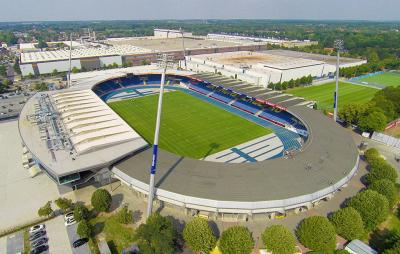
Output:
top-left (231, 101), bottom-right (260, 114)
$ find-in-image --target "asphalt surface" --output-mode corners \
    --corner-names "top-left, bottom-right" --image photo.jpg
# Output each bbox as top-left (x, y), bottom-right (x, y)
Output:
top-left (6, 232), bottom-right (23, 254)
top-left (66, 223), bottom-right (90, 254)
top-left (0, 93), bottom-right (32, 120)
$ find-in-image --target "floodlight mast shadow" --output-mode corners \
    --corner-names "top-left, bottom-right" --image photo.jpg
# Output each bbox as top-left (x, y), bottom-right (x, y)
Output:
top-left (146, 54), bottom-right (174, 218)
top-left (333, 39), bottom-right (344, 122)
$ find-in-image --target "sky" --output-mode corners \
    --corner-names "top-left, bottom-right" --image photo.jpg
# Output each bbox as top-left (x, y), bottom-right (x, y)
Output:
top-left (0, 0), bottom-right (399, 22)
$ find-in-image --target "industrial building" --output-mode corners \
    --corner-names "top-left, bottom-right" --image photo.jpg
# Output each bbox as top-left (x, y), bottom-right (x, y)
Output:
top-left (184, 50), bottom-right (366, 86)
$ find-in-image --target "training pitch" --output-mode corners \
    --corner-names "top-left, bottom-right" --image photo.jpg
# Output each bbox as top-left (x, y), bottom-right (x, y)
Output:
top-left (109, 91), bottom-right (272, 159)
top-left (358, 72), bottom-right (400, 88)
top-left (286, 81), bottom-right (378, 110)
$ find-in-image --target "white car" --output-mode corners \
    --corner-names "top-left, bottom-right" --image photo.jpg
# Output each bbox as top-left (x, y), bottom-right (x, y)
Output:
top-left (29, 224), bottom-right (45, 234)
top-left (65, 217), bottom-right (76, 227)
top-left (64, 212), bottom-right (74, 221)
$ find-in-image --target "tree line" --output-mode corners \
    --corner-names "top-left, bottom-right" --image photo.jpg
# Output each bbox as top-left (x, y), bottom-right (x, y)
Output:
top-left (268, 75), bottom-right (313, 91)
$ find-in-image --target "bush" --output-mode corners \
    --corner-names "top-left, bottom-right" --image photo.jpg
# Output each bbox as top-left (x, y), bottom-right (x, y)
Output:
top-left (358, 111), bottom-right (387, 132)
top-left (347, 190), bottom-right (389, 231)
top-left (73, 203), bottom-right (90, 222)
top-left (77, 220), bottom-right (92, 238)
top-left (262, 225), bottom-right (296, 254)
top-left (366, 159), bottom-right (398, 184)
top-left (116, 205), bottom-right (133, 224)
top-left (135, 213), bottom-right (177, 254)
top-left (369, 179), bottom-right (397, 208)
top-left (54, 197), bottom-right (73, 212)
top-left (219, 226), bottom-right (254, 254)
top-left (91, 189), bottom-right (112, 212)
top-left (296, 216), bottom-right (336, 253)
top-left (364, 148), bottom-right (380, 163)
top-left (183, 217), bottom-right (217, 253)
top-left (330, 207), bottom-right (364, 240)
top-left (37, 201), bottom-right (53, 217)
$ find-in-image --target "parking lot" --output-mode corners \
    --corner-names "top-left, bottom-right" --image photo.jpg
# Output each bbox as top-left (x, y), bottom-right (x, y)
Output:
top-left (0, 92), bottom-right (33, 120)
top-left (66, 223), bottom-right (90, 254)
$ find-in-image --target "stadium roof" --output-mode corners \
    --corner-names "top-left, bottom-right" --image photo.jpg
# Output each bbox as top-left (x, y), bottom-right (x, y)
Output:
top-left (52, 89), bottom-right (141, 155)
top-left (19, 89), bottom-right (148, 177)
top-left (20, 45), bottom-right (151, 64)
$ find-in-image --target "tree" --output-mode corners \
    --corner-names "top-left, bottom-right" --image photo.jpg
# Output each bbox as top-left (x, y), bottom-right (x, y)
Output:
top-left (358, 111), bottom-right (387, 132)
top-left (91, 189), bottom-right (112, 212)
top-left (364, 148), bottom-right (380, 164)
top-left (369, 179), bottom-right (397, 208)
top-left (52, 69), bottom-right (58, 76)
top-left (296, 216), bottom-right (336, 253)
top-left (338, 103), bottom-right (367, 126)
top-left (183, 217), bottom-right (217, 254)
top-left (219, 226), bottom-right (254, 254)
top-left (38, 201), bottom-right (53, 217)
top-left (347, 190), bottom-right (389, 231)
top-left (134, 213), bottom-right (177, 254)
top-left (73, 203), bottom-right (90, 222)
top-left (330, 207), bottom-right (364, 240)
top-left (366, 159), bottom-right (398, 184)
top-left (54, 197), bottom-right (73, 212)
top-left (384, 241), bottom-right (400, 254)
top-left (262, 225), bottom-right (296, 254)
top-left (0, 65), bottom-right (7, 77)
top-left (36, 40), bottom-right (48, 49)
top-left (71, 66), bottom-right (80, 73)
top-left (34, 82), bottom-right (48, 91)
top-left (77, 219), bottom-right (92, 238)
top-left (335, 250), bottom-right (350, 254)
top-left (116, 205), bottom-right (133, 224)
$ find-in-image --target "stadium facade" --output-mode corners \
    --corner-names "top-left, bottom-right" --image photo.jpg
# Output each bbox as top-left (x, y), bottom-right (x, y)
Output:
top-left (19, 66), bottom-right (359, 220)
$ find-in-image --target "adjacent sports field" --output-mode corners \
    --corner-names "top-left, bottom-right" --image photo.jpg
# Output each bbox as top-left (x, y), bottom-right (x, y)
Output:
top-left (286, 81), bottom-right (378, 110)
top-left (109, 91), bottom-right (272, 159)
top-left (358, 72), bottom-right (400, 87)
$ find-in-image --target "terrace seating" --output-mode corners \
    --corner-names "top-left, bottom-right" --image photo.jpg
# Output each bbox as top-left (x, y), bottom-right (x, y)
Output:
top-left (231, 101), bottom-right (260, 114)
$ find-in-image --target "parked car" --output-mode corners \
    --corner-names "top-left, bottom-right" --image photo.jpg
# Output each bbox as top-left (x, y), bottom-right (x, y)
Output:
top-left (29, 231), bottom-right (46, 241)
top-left (65, 217), bottom-right (76, 227)
top-left (30, 244), bottom-right (48, 254)
top-left (29, 224), bottom-right (45, 234)
top-left (30, 237), bottom-right (48, 249)
top-left (64, 212), bottom-right (74, 221)
top-left (72, 238), bottom-right (88, 248)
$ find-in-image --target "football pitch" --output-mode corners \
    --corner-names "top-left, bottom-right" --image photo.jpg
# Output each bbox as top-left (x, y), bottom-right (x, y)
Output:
top-left (358, 72), bottom-right (400, 87)
top-left (109, 91), bottom-right (272, 159)
top-left (286, 81), bottom-right (378, 110)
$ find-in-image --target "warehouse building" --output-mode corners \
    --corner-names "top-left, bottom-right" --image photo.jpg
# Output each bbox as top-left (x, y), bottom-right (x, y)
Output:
top-left (184, 50), bottom-right (366, 87)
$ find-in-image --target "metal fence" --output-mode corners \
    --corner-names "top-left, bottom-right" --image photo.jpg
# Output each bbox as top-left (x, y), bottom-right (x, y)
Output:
top-left (371, 132), bottom-right (400, 149)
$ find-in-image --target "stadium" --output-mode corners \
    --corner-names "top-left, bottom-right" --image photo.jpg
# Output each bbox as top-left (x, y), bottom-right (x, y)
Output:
top-left (18, 66), bottom-right (359, 220)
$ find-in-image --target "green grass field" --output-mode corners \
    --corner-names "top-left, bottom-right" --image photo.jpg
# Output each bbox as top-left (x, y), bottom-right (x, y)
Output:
top-left (286, 81), bottom-right (378, 110)
top-left (358, 72), bottom-right (400, 87)
top-left (109, 91), bottom-right (272, 159)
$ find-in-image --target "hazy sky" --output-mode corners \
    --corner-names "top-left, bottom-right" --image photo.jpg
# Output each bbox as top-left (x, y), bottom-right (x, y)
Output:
top-left (0, 0), bottom-right (399, 22)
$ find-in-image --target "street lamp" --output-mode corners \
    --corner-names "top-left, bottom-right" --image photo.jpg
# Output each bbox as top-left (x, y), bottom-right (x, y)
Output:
top-left (333, 39), bottom-right (344, 122)
top-left (146, 53), bottom-right (175, 218)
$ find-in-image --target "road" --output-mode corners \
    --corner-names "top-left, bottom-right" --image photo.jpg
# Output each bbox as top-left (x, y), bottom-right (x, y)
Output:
top-left (6, 232), bottom-right (23, 254)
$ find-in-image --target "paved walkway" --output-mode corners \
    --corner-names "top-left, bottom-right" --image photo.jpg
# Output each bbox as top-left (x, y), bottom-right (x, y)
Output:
top-left (0, 120), bottom-right (60, 231)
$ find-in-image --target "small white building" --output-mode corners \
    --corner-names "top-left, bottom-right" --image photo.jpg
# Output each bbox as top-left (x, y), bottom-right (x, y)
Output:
top-left (345, 240), bottom-right (378, 254)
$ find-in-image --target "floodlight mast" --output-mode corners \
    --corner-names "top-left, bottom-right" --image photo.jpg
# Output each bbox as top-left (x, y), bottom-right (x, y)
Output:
top-left (180, 28), bottom-right (187, 70)
top-left (333, 39), bottom-right (344, 122)
top-left (146, 54), bottom-right (173, 218)
top-left (67, 33), bottom-right (72, 88)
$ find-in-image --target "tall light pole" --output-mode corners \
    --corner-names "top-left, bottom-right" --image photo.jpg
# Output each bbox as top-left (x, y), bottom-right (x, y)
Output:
top-left (333, 39), bottom-right (344, 122)
top-left (146, 54), bottom-right (174, 218)
top-left (67, 33), bottom-right (72, 88)
top-left (180, 28), bottom-right (187, 70)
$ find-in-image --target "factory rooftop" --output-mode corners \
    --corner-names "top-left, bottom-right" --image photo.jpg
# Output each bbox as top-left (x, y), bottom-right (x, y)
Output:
top-left (20, 45), bottom-right (151, 64)
top-left (105, 37), bottom-right (258, 51)
top-left (192, 51), bottom-right (325, 70)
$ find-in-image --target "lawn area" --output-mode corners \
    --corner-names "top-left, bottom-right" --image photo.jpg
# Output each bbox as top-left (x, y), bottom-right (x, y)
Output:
top-left (90, 214), bottom-right (135, 254)
top-left (285, 81), bottom-right (378, 111)
top-left (359, 72), bottom-right (400, 87)
top-left (109, 91), bottom-right (272, 159)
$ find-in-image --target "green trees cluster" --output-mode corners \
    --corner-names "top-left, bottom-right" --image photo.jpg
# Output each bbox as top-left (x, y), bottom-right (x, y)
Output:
top-left (37, 201), bottom-right (53, 217)
top-left (77, 219), bottom-right (92, 238)
top-left (91, 189), bottom-right (112, 212)
top-left (339, 86), bottom-right (400, 132)
top-left (73, 203), bottom-right (90, 222)
top-left (330, 207), bottom-right (365, 241)
top-left (268, 75), bottom-right (313, 91)
top-left (262, 225), bottom-right (296, 254)
top-left (183, 217), bottom-right (217, 253)
top-left (116, 205), bottom-right (133, 224)
top-left (54, 197), bottom-right (74, 213)
top-left (135, 213), bottom-right (178, 254)
top-left (33, 82), bottom-right (48, 92)
top-left (296, 216), bottom-right (337, 253)
top-left (219, 226), bottom-right (254, 254)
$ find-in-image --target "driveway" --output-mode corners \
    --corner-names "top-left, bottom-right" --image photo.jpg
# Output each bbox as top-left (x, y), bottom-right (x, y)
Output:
top-left (66, 223), bottom-right (90, 254)
top-left (46, 216), bottom-right (73, 254)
